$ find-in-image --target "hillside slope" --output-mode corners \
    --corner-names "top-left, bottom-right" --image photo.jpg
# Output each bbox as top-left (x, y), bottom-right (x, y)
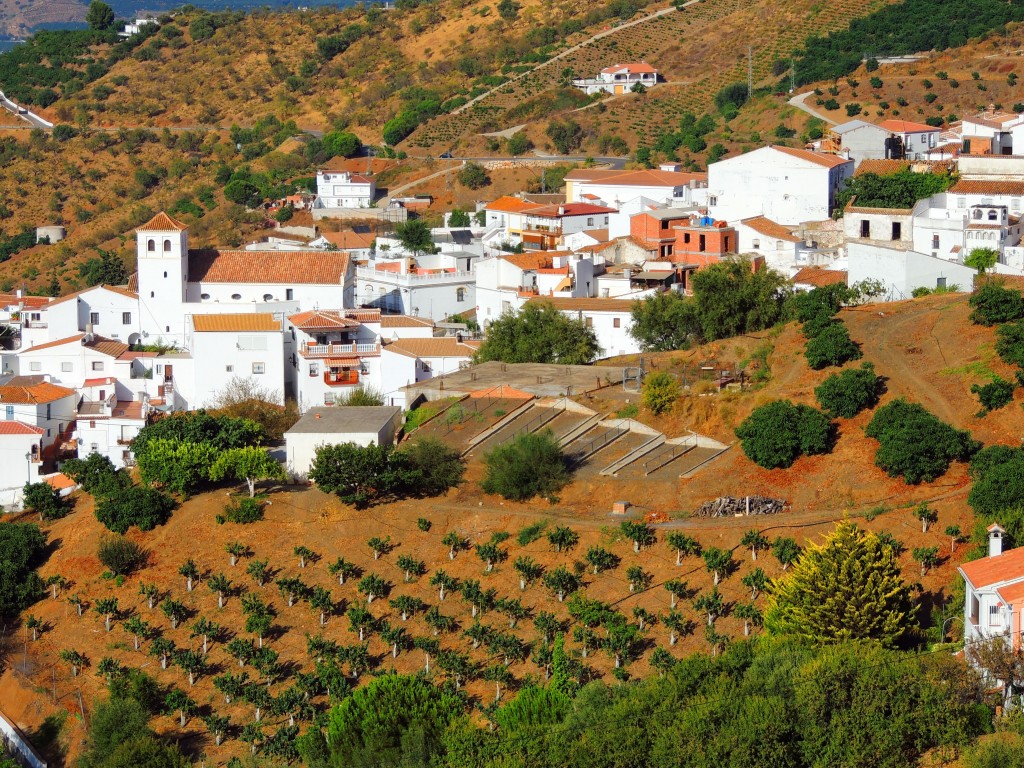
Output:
top-left (0, 292), bottom-right (1005, 765)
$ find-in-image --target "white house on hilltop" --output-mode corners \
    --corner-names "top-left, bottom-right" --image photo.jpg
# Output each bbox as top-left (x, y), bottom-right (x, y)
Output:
top-left (573, 62), bottom-right (659, 95)
top-left (316, 171), bottom-right (376, 209)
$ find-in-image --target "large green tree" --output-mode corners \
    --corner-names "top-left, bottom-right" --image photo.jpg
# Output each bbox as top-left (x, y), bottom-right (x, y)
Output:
top-left (476, 302), bottom-right (600, 364)
top-left (209, 446), bottom-right (285, 497)
top-left (629, 291), bottom-right (699, 351)
top-left (765, 521), bottom-right (916, 646)
top-left (395, 219), bottom-right (435, 256)
top-left (734, 400), bottom-right (833, 469)
top-left (324, 674), bottom-right (463, 766)
top-left (86, 0), bottom-right (116, 31)
top-left (481, 430), bottom-right (570, 501)
top-left (0, 523), bottom-right (46, 617)
top-left (690, 258), bottom-right (791, 341)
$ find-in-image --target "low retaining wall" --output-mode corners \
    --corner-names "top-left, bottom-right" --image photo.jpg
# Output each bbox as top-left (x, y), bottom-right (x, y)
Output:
top-left (0, 710), bottom-right (47, 768)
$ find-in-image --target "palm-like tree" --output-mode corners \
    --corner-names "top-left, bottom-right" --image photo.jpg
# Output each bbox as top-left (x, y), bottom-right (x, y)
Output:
top-left (225, 541), bottom-right (249, 567)
top-left (191, 617), bottom-right (220, 654)
top-left (123, 616), bottom-right (153, 651)
top-left (208, 573), bottom-right (232, 608)
top-left (247, 558), bottom-right (272, 587)
top-left (430, 569), bottom-right (459, 601)
top-left (94, 597), bottom-right (118, 632)
top-left (666, 532), bottom-right (701, 565)
top-left (310, 586), bottom-right (334, 626)
top-left (329, 557), bottom-right (359, 585)
top-left (179, 559), bottom-right (200, 592)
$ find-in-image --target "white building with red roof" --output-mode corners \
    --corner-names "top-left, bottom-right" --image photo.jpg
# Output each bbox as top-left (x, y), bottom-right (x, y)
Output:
top-left (484, 196), bottom-right (615, 251)
top-left (707, 145), bottom-right (855, 225)
top-left (960, 524), bottom-right (1024, 656)
top-left (877, 119), bottom-right (941, 160)
top-left (572, 62), bottom-right (659, 95)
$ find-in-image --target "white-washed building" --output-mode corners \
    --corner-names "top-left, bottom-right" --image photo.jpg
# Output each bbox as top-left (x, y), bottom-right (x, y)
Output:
top-left (284, 406), bottom-right (403, 479)
top-left (316, 171), bottom-right (376, 209)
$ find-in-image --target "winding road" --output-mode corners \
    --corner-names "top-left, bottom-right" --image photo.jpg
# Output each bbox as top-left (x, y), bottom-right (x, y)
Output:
top-left (0, 89), bottom-right (52, 129)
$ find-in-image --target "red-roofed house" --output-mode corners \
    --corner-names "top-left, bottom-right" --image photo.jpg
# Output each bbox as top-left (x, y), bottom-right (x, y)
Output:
top-left (484, 198), bottom-right (615, 251)
top-left (316, 170), bottom-right (376, 208)
top-left (708, 145), bottom-right (854, 225)
top-left (0, 418), bottom-right (47, 508)
top-left (960, 525), bottom-right (1024, 662)
top-left (877, 119), bottom-right (940, 159)
top-left (573, 62), bottom-right (659, 95)
top-left (475, 251), bottom-right (598, 325)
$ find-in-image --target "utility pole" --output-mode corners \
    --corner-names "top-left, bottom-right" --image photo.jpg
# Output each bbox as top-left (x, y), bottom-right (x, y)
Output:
top-left (790, 57), bottom-right (795, 93)
top-left (747, 46), bottom-right (753, 101)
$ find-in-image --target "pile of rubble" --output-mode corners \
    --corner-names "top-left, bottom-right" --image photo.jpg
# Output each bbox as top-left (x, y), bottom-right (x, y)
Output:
top-left (693, 496), bottom-right (786, 517)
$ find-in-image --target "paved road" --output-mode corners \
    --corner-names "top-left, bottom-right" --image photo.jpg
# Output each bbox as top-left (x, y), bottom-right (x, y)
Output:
top-left (0, 89), bottom-right (52, 129)
top-left (787, 90), bottom-right (837, 126)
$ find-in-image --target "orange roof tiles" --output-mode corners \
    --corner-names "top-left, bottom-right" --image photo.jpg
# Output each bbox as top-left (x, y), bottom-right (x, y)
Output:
top-left (320, 230), bottom-right (376, 249)
top-left (0, 421), bottom-right (44, 435)
top-left (768, 145), bottom-right (852, 169)
top-left (525, 297), bottom-right (636, 312)
top-left (792, 267), bottom-right (848, 287)
top-left (485, 195), bottom-right (547, 214)
top-left (960, 548), bottom-right (1024, 588)
top-left (288, 310), bottom-right (359, 330)
top-left (950, 180), bottom-right (1024, 196)
top-left (501, 252), bottom-right (571, 271)
top-left (83, 377), bottom-right (116, 387)
top-left (188, 250), bottom-right (350, 285)
top-left (0, 382), bottom-right (76, 404)
top-left (136, 211), bottom-right (188, 232)
top-left (384, 338), bottom-right (481, 358)
top-left (22, 334), bottom-right (85, 352)
top-left (44, 472), bottom-right (76, 490)
top-left (997, 581), bottom-right (1024, 604)
top-left (601, 62), bottom-right (658, 75)
top-left (528, 203), bottom-right (617, 217)
top-left (46, 284), bottom-right (138, 307)
top-left (565, 169), bottom-right (708, 187)
top-left (740, 216), bottom-right (801, 243)
top-left (0, 293), bottom-right (50, 310)
top-left (380, 315), bottom-right (434, 328)
top-left (85, 336), bottom-right (130, 358)
top-left (192, 313), bottom-right (280, 332)
top-left (878, 119), bottom-right (937, 134)
top-left (854, 159), bottom-right (954, 177)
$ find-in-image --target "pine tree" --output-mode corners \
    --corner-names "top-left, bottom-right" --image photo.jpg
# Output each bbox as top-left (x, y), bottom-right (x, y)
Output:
top-left (765, 521), bottom-right (916, 646)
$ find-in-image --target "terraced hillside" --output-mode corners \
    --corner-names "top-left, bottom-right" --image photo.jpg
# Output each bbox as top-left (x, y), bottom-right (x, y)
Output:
top-left (409, 0), bottom-right (894, 153)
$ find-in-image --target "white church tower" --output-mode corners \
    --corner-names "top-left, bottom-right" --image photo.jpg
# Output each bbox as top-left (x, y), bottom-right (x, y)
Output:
top-left (136, 212), bottom-right (189, 348)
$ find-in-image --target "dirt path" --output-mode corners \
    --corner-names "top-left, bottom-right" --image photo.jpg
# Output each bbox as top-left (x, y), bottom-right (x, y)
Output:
top-left (451, 2), bottom-right (689, 117)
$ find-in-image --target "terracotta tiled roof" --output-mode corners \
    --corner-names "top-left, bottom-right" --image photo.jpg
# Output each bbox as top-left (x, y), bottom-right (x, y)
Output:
top-left (383, 338), bottom-right (481, 359)
top-left (85, 336), bottom-right (130, 358)
top-left (565, 169), bottom-right (707, 187)
top-left (878, 119), bottom-right (937, 134)
top-left (188, 250), bottom-right (350, 285)
top-left (965, 108), bottom-right (1022, 130)
top-left (525, 297), bottom-right (636, 312)
top-left (792, 267), bottom-right (848, 287)
top-left (0, 293), bottom-right (50, 310)
top-left (136, 211), bottom-right (188, 232)
top-left (501, 252), bottom-right (567, 271)
top-left (528, 203), bottom-right (617, 217)
top-left (320, 230), bottom-right (376, 249)
top-left (83, 377), bottom-right (116, 387)
top-left (288, 310), bottom-right (359, 330)
top-left (485, 195), bottom-right (545, 214)
top-left (0, 421), bottom-right (44, 435)
top-left (44, 472), bottom-right (76, 490)
top-left (768, 145), bottom-right (852, 169)
top-left (854, 159), bottom-right (955, 177)
top-left (997, 581), bottom-right (1024, 604)
top-left (0, 382), bottom-right (76, 404)
top-left (380, 315), bottom-right (434, 328)
top-left (192, 313), bottom-right (280, 332)
top-left (600, 62), bottom-right (658, 75)
top-left (583, 229), bottom-right (609, 241)
top-left (950, 180), bottom-right (1024, 196)
top-left (46, 284), bottom-right (138, 308)
top-left (740, 216), bottom-right (801, 243)
top-left (22, 334), bottom-right (84, 352)
top-left (960, 548), bottom-right (1024, 589)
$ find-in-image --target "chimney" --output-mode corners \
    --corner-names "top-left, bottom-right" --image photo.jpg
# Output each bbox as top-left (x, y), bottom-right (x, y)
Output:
top-left (989, 523), bottom-right (1005, 558)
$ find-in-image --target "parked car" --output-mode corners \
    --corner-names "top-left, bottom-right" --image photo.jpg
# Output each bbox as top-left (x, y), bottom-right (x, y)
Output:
top-left (439, 152), bottom-right (453, 159)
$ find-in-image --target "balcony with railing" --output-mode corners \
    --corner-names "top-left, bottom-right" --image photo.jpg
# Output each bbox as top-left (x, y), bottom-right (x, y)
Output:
top-left (356, 266), bottom-right (474, 285)
top-left (324, 371), bottom-right (360, 386)
top-left (302, 341), bottom-right (381, 358)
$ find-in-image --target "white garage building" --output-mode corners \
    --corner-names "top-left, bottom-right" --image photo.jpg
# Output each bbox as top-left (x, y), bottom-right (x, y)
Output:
top-left (284, 405), bottom-right (403, 479)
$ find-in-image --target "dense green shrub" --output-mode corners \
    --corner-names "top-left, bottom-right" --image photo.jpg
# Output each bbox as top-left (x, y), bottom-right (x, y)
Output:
top-left (814, 362), bottom-right (883, 418)
top-left (23, 481), bottom-right (68, 520)
top-left (866, 399), bottom-right (979, 483)
top-left (968, 446), bottom-right (1024, 520)
top-left (0, 523), bottom-right (46, 617)
top-left (969, 284), bottom-right (1024, 326)
top-left (735, 400), bottom-right (834, 469)
top-left (805, 323), bottom-right (862, 369)
top-left (95, 486), bottom-right (176, 533)
top-left (834, 169), bottom-right (955, 211)
top-left (996, 320), bottom-right (1024, 367)
top-left (972, 377), bottom-right (1016, 413)
top-left (642, 371), bottom-right (681, 415)
top-left (481, 430), bottom-right (570, 501)
top-left (62, 453), bottom-right (131, 498)
top-left (791, 284), bottom-right (849, 323)
top-left (97, 534), bottom-right (147, 575)
top-left (219, 497), bottom-right (264, 524)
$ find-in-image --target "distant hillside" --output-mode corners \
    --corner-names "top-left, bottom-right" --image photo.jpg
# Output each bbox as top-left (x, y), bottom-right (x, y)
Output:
top-left (0, 0), bottom-right (85, 39)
